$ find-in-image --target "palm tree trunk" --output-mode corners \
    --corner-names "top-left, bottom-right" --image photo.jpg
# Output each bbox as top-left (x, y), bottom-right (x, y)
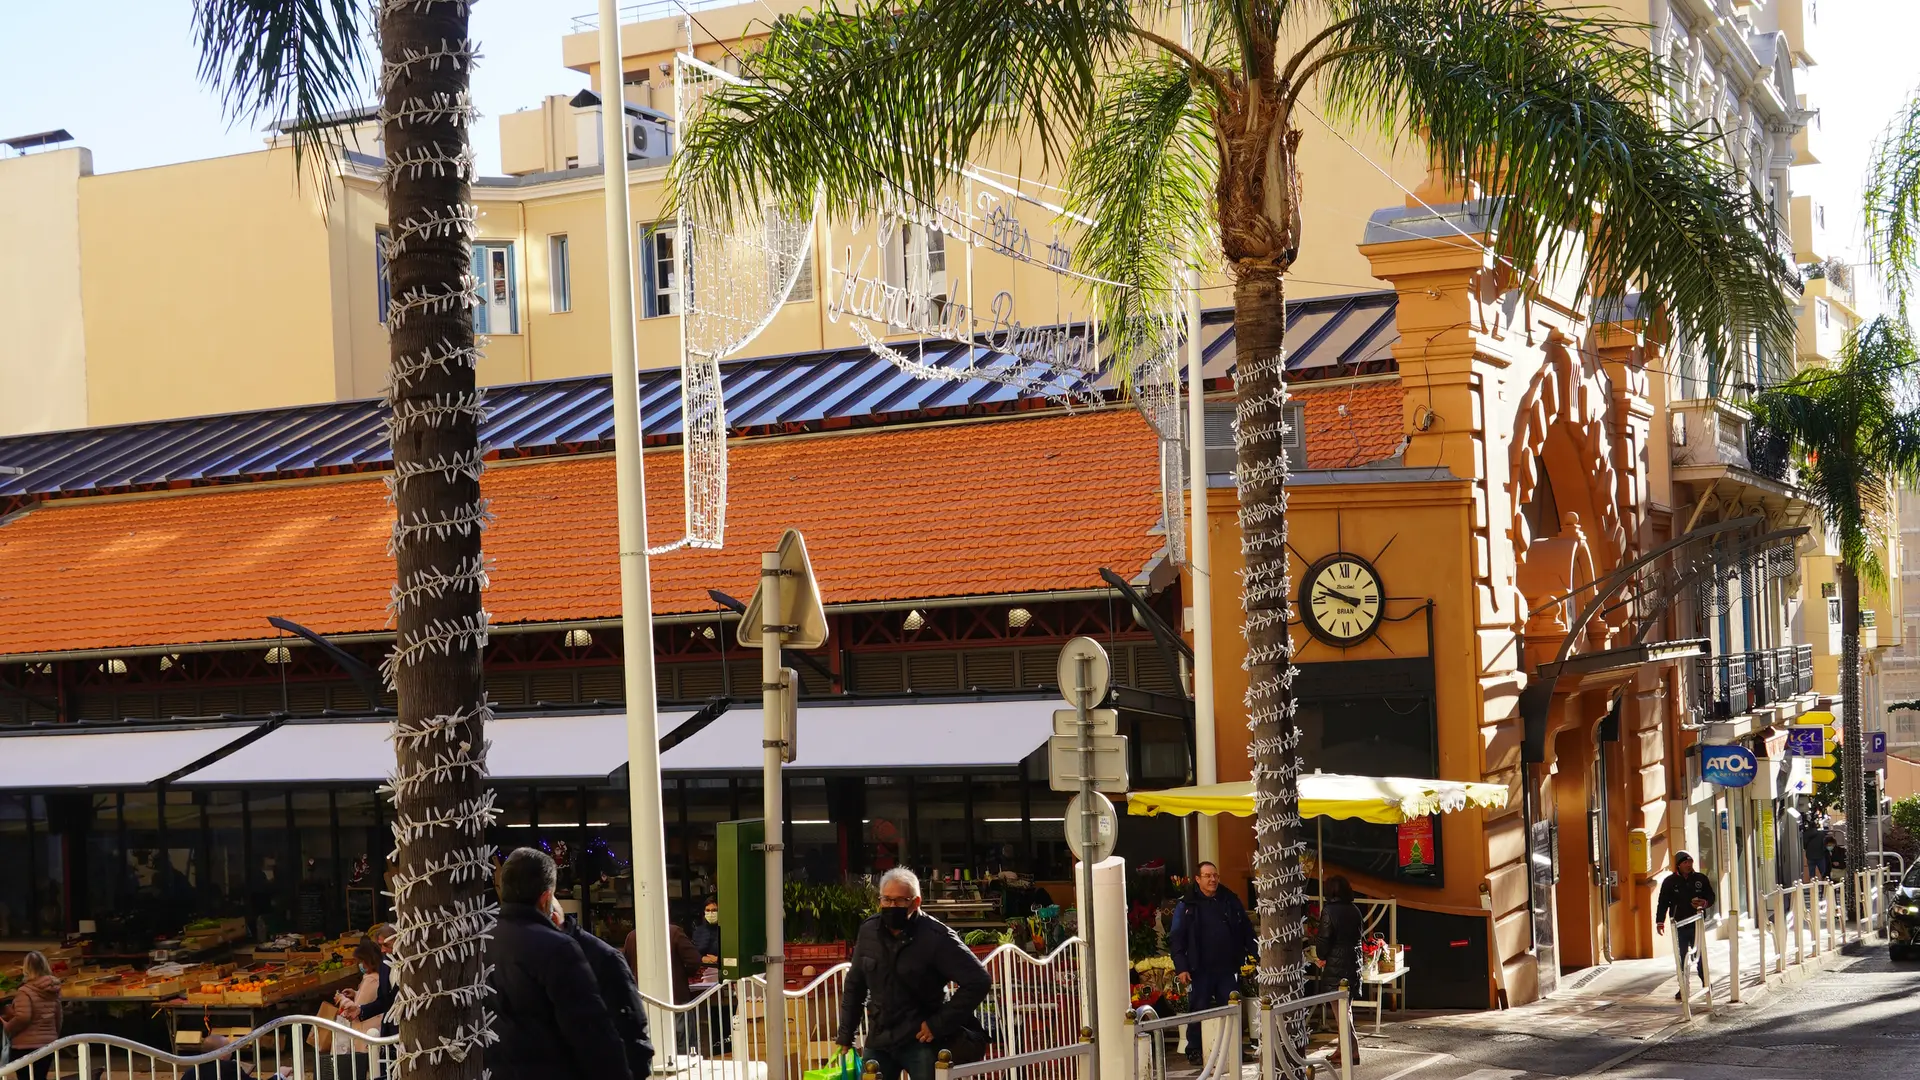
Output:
top-left (1231, 270), bottom-right (1306, 1025)
top-left (1838, 563), bottom-right (1866, 920)
top-left (380, 4), bottom-right (492, 1079)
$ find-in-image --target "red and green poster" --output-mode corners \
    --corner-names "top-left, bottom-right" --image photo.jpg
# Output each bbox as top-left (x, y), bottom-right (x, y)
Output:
top-left (1397, 816), bottom-right (1435, 877)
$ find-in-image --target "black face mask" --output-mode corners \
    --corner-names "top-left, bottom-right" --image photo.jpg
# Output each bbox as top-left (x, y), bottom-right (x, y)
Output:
top-left (880, 906), bottom-right (914, 933)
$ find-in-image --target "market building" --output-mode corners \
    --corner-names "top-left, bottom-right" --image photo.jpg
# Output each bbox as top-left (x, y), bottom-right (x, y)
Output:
top-left (0, 0), bottom-right (1842, 1023)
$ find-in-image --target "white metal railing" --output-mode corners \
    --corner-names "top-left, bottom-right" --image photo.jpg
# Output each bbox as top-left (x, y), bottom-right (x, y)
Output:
top-left (1129, 998), bottom-right (1240, 1080)
top-left (1669, 911), bottom-right (1712, 1020)
top-left (0, 1014), bottom-right (397, 1079)
top-left (978, 940), bottom-right (1084, 1061)
top-left (571, 0), bottom-right (749, 31)
top-left (937, 1037), bottom-right (1094, 1080)
top-left (1259, 989), bottom-right (1355, 1080)
top-left (639, 939), bottom-right (1085, 1080)
top-left (5, 940), bottom-right (1084, 1080)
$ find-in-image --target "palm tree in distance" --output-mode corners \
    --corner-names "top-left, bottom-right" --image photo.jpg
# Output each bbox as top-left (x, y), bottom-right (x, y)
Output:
top-left (672, 0), bottom-right (1797, 1006)
top-left (1751, 319), bottom-right (1920, 920)
top-left (192, 3), bottom-right (493, 1078)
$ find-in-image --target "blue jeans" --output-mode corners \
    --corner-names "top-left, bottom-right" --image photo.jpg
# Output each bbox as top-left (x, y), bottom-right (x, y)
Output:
top-left (868, 1041), bottom-right (938, 1080)
top-left (1183, 971), bottom-right (1240, 1057)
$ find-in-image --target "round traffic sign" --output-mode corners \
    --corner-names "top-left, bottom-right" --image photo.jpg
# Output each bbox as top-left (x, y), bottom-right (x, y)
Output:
top-left (1064, 791), bottom-right (1119, 864)
top-left (1057, 636), bottom-right (1111, 708)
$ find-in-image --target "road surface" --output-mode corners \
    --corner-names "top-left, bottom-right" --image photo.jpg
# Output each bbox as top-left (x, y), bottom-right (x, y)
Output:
top-left (1346, 948), bottom-right (1920, 1080)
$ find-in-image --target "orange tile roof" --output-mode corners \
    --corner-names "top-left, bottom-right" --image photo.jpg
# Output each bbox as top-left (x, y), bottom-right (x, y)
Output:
top-left (1297, 381), bottom-right (1405, 469)
top-left (0, 410), bottom-right (1165, 656)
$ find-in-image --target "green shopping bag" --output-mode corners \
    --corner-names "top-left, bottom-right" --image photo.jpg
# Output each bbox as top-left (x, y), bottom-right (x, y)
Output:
top-left (801, 1049), bottom-right (862, 1080)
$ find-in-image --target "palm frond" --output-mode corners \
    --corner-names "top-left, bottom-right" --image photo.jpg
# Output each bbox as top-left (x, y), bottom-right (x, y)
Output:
top-left (191, 0), bottom-right (372, 189)
top-left (1064, 57), bottom-right (1217, 386)
top-left (1305, 0), bottom-right (1797, 382)
top-left (670, 0), bottom-right (1139, 224)
top-left (1751, 317), bottom-right (1920, 587)
top-left (1864, 83), bottom-right (1920, 319)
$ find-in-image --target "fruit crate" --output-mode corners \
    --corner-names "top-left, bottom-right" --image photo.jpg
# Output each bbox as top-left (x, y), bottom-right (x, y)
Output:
top-left (785, 942), bottom-right (849, 965)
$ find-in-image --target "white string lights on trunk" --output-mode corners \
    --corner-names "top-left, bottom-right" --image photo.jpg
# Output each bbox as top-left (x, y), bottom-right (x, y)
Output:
top-left (378, 3), bottom-right (496, 1074)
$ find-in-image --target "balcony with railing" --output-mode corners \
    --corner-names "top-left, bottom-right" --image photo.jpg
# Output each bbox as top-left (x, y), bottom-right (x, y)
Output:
top-left (1694, 645), bottom-right (1816, 720)
top-left (1669, 395), bottom-right (1796, 491)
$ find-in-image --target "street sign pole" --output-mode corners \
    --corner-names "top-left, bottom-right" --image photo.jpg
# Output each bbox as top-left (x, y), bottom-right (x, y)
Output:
top-left (740, 529), bottom-right (827, 1080)
top-left (760, 549), bottom-right (787, 1079)
top-left (1075, 646), bottom-right (1101, 1080)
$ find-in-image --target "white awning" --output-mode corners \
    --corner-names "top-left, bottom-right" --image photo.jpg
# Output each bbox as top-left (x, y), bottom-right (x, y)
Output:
top-left (660, 699), bottom-right (1056, 772)
top-left (0, 724), bottom-right (262, 789)
top-left (177, 711), bottom-right (692, 785)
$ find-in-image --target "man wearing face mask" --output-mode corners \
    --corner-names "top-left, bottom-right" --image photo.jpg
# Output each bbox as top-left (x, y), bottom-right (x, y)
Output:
top-left (836, 868), bottom-right (991, 1080)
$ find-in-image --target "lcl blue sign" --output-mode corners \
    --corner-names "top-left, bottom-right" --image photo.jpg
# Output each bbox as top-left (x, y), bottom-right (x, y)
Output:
top-left (1702, 745), bottom-right (1759, 788)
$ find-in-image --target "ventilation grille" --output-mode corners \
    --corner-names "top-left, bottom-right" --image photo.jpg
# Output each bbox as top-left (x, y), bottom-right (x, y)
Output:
top-left (962, 651), bottom-right (1018, 691)
top-left (908, 653), bottom-right (961, 693)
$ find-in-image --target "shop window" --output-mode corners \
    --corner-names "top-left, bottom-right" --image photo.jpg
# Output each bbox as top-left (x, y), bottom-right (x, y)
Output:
top-left (917, 775), bottom-right (973, 876)
top-left (865, 776), bottom-right (910, 875)
top-left (1296, 687), bottom-right (1442, 886)
top-left (0, 796), bottom-right (32, 937)
top-left (472, 241), bottom-right (518, 334)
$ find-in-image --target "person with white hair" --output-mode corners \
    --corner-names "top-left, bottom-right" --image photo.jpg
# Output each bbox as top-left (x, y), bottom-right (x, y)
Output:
top-left (835, 868), bottom-right (991, 1080)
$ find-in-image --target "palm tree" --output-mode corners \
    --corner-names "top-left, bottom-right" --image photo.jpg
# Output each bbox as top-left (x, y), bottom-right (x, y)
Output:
top-left (1865, 83), bottom-right (1920, 315)
top-left (1751, 318), bottom-right (1920, 920)
top-left (672, 0), bottom-right (1797, 1005)
top-left (192, 3), bottom-right (493, 1078)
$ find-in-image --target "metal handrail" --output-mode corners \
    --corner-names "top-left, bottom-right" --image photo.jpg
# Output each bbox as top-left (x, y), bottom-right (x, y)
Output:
top-left (1128, 1000), bottom-right (1239, 1034)
top-left (1260, 989), bottom-right (1354, 1080)
top-left (948, 1030), bottom-right (1098, 1068)
top-left (0, 1013), bottom-right (397, 1077)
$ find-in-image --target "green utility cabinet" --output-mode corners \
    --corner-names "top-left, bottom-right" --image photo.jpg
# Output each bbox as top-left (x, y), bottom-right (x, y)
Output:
top-left (716, 818), bottom-right (767, 981)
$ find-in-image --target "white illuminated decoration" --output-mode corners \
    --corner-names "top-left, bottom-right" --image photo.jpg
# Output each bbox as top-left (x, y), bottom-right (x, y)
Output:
top-left (377, 4), bottom-right (497, 1074)
top-left (1130, 321), bottom-right (1188, 568)
top-left (652, 56), bottom-right (820, 554)
top-left (671, 53), bottom-right (1193, 565)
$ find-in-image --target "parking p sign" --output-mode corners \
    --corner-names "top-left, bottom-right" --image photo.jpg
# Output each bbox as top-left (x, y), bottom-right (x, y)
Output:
top-left (1702, 745), bottom-right (1759, 788)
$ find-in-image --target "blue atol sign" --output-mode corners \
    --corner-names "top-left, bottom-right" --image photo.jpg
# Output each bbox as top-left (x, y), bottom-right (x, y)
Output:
top-left (1702, 745), bottom-right (1760, 788)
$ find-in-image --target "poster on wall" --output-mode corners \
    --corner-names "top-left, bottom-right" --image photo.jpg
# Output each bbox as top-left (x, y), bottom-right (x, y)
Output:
top-left (1397, 816), bottom-right (1436, 877)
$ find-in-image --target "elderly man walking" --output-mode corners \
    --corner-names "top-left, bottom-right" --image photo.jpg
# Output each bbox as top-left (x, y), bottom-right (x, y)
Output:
top-left (836, 868), bottom-right (991, 1080)
top-left (1170, 861), bottom-right (1255, 1066)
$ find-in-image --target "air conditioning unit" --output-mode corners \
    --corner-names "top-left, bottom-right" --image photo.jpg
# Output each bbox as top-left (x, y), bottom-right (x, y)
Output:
top-left (570, 91), bottom-right (674, 169)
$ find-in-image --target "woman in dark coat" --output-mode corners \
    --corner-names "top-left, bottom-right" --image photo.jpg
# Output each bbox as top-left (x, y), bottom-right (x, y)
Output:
top-left (1316, 877), bottom-right (1364, 1066)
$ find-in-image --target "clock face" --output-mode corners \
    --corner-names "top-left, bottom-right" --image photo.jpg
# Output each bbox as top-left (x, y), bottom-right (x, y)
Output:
top-left (1301, 553), bottom-right (1385, 646)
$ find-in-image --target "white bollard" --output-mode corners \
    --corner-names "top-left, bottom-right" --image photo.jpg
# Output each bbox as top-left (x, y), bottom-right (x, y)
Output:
top-left (1077, 855), bottom-right (1131, 1080)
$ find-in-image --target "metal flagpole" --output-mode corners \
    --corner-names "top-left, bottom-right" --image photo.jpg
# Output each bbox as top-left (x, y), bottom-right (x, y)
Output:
top-left (600, 0), bottom-right (673, 1005)
top-left (1181, 0), bottom-right (1219, 868)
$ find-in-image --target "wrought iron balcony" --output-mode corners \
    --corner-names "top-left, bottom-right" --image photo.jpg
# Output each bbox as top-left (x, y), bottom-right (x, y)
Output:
top-left (1746, 422), bottom-right (1793, 483)
top-left (1695, 646), bottom-right (1815, 720)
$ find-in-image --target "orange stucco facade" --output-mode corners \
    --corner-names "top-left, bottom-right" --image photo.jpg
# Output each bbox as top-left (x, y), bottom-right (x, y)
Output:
top-left (1199, 182), bottom-right (1699, 1008)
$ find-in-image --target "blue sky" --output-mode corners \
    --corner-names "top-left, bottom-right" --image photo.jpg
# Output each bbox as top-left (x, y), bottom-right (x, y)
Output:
top-left (0, 1), bottom-right (1912, 307)
top-left (0, 1), bottom-right (590, 177)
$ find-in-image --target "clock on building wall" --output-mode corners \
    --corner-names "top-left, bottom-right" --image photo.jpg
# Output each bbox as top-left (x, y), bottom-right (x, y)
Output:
top-left (1300, 552), bottom-right (1386, 647)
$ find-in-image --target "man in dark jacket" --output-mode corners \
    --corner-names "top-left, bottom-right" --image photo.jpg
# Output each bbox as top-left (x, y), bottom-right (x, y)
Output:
top-left (549, 898), bottom-right (654, 1079)
top-left (836, 868), bottom-right (991, 1080)
top-left (485, 848), bottom-right (632, 1080)
top-left (1655, 851), bottom-right (1716, 998)
top-left (1170, 862), bottom-right (1255, 1066)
